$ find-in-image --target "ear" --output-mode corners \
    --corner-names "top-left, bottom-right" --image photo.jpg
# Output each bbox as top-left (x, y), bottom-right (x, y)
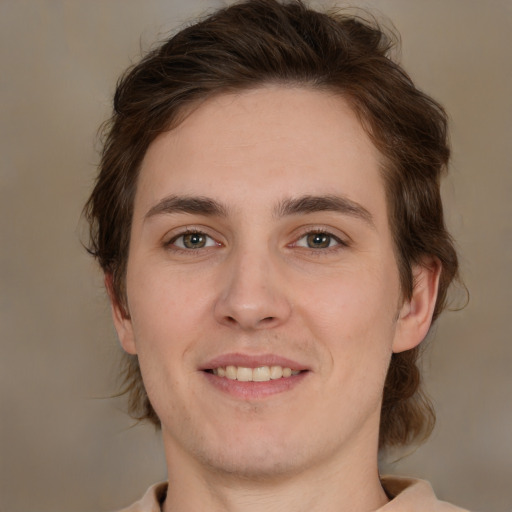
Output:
top-left (392, 258), bottom-right (442, 353)
top-left (104, 274), bottom-right (137, 355)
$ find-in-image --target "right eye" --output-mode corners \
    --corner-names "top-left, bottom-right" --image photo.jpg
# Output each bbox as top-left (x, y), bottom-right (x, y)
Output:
top-left (169, 231), bottom-right (219, 250)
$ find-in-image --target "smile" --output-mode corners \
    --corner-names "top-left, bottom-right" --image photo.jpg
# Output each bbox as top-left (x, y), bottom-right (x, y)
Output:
top-left (210, 365), bottom-right (301, 382)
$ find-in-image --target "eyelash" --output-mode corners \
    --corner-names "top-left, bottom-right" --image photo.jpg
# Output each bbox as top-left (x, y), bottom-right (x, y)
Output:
top-left (165, 229), bottom-right (220, 253)
top-left (164, 228), bottom-right (349, 255)
top-left (291, 229), bottom-right (348, 252)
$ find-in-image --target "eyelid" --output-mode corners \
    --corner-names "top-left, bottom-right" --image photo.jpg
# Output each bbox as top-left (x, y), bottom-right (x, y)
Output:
top-left (163, 226), bottom-right (223, 251)
top-left (173, 233), bottom-right (217, 249)
top-left (289, 226), bottom-right (350, 250)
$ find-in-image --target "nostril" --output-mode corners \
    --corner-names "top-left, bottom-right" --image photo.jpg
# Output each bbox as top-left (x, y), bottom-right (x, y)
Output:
top-left (223, 315), bottom-right (276, 327)
top-left (256, 316), bottom-right (278, 327)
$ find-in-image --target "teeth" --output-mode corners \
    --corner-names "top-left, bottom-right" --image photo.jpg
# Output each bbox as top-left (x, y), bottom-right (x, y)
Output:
top-left (253, 366), bottom-right (270, 381)
top-left (270, 365), bottom-right (283, 379)
top-left (237, 366), bottom-right (253, 382)
top-left (225, 365), bottom-right (237, 380)
top-left (282, 367), bottom-right (292, 378)
top-left (211, 365), bottom-right (300, 382)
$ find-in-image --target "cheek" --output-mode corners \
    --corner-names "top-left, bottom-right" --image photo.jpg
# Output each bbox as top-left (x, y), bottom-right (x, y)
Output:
top-left (297, 263), bottom-right (400, 366)
top-left (126, 265), bottom-right (212, 355)
top-left (301, 263), bottom-right (399, 328)
top-left (124, 268), bottom-right (209, 413)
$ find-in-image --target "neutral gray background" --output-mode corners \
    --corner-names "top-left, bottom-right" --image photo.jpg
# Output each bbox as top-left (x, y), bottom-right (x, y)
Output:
top-left (1, 1), bottom-right (511, 511)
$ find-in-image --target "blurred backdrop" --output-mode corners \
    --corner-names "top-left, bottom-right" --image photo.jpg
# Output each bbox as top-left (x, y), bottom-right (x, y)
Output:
top-left (1, 1), bottom-right (511, 511)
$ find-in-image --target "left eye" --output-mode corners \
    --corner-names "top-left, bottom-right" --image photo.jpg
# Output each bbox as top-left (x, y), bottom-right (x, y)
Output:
top-left (171, 232), bottom-right (218, 249)
top-left (295, 232), bottom-right (340, 249)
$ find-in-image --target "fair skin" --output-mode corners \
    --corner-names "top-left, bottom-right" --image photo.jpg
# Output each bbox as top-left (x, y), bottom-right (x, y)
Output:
top-left (111, 86), bottom-right (440, 512)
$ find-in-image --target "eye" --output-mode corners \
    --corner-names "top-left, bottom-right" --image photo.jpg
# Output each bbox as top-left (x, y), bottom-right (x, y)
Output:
top-left (295, 231), bottom-right (342, 249)
top-left (170, 231), bottom-right (218, 250)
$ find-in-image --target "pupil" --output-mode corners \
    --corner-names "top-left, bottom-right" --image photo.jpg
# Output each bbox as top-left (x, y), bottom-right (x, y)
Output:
top-left (184, 233), bottom-right (205, 248)
top-left (307, 233), bottom-right (329, 248)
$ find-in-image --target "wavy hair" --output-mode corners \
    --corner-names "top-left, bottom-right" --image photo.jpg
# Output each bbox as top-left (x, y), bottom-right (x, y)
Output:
top-left (84, 0), bottom-right (459, 450)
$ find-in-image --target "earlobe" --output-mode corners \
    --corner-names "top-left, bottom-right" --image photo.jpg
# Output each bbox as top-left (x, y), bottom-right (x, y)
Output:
top-left (104, 274), bottom-right (138, 355)
top-left (392, 258), bottom-right (442, 353)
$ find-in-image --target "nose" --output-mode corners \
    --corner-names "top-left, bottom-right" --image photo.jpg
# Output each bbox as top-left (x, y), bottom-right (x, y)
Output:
top-left (213, 248), bottom-right (292, 330)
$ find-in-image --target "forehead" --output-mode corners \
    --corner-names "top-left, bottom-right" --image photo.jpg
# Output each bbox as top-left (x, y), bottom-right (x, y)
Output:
top-left (136, 86), bottom-right (386, 224)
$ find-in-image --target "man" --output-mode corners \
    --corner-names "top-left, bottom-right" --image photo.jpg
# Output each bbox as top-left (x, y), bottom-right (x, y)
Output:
top-left (85, 1), bottom-right (467, 510)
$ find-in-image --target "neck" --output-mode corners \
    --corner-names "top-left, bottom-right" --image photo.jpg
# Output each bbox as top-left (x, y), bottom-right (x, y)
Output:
top-left (162, 434), bottom-right (388, 512)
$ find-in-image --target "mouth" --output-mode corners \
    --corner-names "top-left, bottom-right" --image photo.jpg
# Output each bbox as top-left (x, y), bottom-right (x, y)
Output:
top-left (200, 354), bottom-right (309, 398)
top-left (206, 365), bottom-right (302, 382)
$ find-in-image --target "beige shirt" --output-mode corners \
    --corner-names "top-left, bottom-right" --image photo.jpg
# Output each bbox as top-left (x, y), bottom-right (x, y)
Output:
top-left (117, 476), bottom-right (471, 511)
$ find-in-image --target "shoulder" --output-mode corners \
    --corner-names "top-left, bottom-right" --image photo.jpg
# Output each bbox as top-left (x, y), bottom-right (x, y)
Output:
top-left (115, 477), bottom-right (473, 512)
top-left (115, 482), bottom-right (168, 512)
top-left (379, 476), bottom-right (472, 512)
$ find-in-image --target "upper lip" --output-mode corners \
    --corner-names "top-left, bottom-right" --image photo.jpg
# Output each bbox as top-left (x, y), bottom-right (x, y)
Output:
top-left (201, 353), bottom-right (309, 371)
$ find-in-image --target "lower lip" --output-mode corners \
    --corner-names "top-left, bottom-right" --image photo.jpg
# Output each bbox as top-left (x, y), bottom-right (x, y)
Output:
top-left (202, 371), bottom-right (308, 400)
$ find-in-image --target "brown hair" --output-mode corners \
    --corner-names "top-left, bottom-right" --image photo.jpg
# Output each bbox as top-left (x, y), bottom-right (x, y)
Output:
top-left (84, 0), bottom-right (459, 450)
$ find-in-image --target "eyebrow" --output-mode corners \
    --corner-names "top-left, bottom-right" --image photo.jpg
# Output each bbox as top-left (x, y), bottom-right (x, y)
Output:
top-left (144, 193), bottom-right (374, 227)
top-left (275, 194), bottom-right (374, 227)
top-left (145, 195), bottom-right (229, 220)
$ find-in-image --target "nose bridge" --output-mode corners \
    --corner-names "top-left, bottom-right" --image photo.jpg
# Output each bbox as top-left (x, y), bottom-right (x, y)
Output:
top-left (214, 241), bottom-right (291, 330)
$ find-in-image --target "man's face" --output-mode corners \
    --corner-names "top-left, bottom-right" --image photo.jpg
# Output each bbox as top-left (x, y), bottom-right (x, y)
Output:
top-left (113, 87), bottom-right (431, 478)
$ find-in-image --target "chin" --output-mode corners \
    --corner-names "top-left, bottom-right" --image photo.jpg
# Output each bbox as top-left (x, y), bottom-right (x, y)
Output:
top-left (188, 421), bottom-right (336, 482)
top-left (200, 445), bottom-right (309, 481)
